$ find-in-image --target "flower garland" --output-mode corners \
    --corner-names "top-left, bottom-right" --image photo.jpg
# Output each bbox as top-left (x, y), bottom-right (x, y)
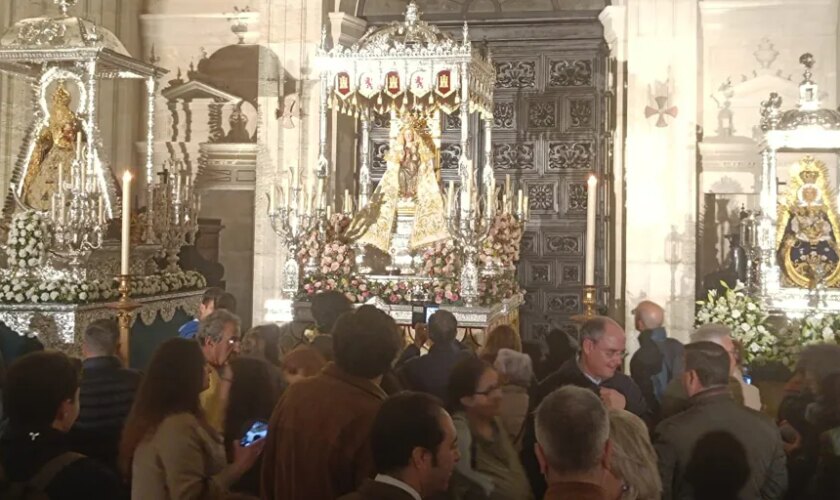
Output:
top-left (297, 214), bottom-right (355, 277)
top-left (0, 269), bottom-right (207, 305)
top-left (6, 211), bottom-right (48, 271)
top-left (695, 281), bottom-right (775, 364)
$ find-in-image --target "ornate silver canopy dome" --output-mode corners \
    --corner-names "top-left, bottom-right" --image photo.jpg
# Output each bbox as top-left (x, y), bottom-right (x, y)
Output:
top-left (761, 53), bottom-right (840, 132)
top-left (352, 1), bottom-right (464, 56)
top-left (0, 14), bottom-right (130, 57)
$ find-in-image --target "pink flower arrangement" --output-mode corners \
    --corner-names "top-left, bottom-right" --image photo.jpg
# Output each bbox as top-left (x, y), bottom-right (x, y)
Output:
top-left (421, 241), bottom-right (460, 278)
top-left (480, 213), bottom-right (524, 270)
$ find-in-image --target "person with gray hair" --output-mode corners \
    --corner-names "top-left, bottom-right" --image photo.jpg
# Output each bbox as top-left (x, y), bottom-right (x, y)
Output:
top-left (629, 300), bottom-right (684, 416)
top-left (534, 386), bottom-right (624, 500)
top-left (494, 348), bottom-right (533, 449)
top-left (197, 309), bottom-right (242, 432)
top-left (522, 317), bottom-right (649, 497)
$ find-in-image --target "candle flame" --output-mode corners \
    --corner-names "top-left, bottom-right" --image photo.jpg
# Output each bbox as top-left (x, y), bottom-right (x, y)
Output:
top-left (587, 174), bottom-right (598, 187)
top-left (123, 170), bottom-right (133, 183)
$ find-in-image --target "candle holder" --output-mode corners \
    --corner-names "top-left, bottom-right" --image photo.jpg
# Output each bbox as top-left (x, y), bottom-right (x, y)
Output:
top-left (446, 181), bottom-right (495, 307)
top-left (268, 185), bottom-right (321, 298)
top-left (48, 148), bottom-right (107, 277)
top-left (151, 158), bottom-right (200, 273)
top-left (107, 274), bottom-right (140, 364)
top-left (571, 284), bottom-right (597, 323)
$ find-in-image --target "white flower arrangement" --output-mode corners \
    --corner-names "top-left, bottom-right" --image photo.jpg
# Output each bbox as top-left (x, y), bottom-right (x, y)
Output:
top-left (695, 281), bottom-right (775, 364)
top-left (6, 211), bottom-right (48, 271)
top-left (767, 314), bottom-right (840, 369)
top-left (0, 269), bottom-right (207, 305)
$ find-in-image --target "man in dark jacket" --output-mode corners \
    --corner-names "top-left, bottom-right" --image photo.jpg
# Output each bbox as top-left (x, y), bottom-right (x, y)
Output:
top-left (398, 310), bottom-right (472, 402)
top-left (262, 305), bottom-right (403, 500)
top-left (338, 392), bottom-right (459, 500)
top-left (522, 316), bottom-right (650, 497)
top-left (629, 300), bottom-right (684, 417)
top-left (654, 341), bottom-right (787, 500)
top-left (69, 319), bottom-right (141, 470)
top-left (0, 351), bottom-right (122, 499)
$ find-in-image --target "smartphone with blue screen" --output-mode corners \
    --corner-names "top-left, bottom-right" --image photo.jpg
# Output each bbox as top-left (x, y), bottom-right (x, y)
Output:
top-left (425, 305), bottom-right (440, 322)
top-left (240, 420), bottom-right (269, 447)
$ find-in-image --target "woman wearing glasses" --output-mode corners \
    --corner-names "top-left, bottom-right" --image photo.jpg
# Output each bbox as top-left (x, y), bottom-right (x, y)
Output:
top-left (446, 357), bottom-right (534, 500)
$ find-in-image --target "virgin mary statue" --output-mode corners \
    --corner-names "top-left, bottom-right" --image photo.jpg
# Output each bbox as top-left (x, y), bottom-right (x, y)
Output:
top-left (350, 113), bottom-right (449, 252)
top-left (20, 81), bottom-right (85, 212)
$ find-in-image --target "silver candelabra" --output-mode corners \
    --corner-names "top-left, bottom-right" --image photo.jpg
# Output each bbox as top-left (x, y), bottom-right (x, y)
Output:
top-left (48, 145), bottom-right (106, 273)
top-left (151, 158), bottom-right (200, 272)
top-left (267, 178), bottom-right (323, 298)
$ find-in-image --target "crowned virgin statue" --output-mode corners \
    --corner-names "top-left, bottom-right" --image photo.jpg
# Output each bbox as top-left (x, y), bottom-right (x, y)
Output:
top-left (350, 113), bottom-right (449, 254)
top-left (777, 156), bottom-right (840, 287)
top-left (20, 81), bottom-right (85, 212)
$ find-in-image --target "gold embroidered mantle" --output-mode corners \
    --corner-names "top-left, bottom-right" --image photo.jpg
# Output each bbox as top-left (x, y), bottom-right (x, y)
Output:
top-left (776, 156), bottom-right (840, 287)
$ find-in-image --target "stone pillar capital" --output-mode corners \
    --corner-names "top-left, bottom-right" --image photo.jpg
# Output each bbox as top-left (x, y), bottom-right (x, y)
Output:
top-left (328, 12), bottom-right (367, 49)
top-left (599, 5), bottom-right (627, 61)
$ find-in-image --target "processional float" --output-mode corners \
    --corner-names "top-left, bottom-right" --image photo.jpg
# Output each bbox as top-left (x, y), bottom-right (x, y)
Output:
top-left (0, 0), bottom-right (204, 359)
top-left (266, 1), bottom-right (525, 330)
top-left (742, 53), bottom-right (840, 317)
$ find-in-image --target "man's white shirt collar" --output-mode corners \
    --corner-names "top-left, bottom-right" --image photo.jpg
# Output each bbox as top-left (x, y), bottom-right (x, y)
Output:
top-left (375, 474), bottom-right (422, 500)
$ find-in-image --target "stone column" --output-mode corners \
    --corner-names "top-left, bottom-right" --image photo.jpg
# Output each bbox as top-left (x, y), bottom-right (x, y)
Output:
top-left (599, 4), bottom-right (627, 326)
top-left (610, 0), bottom-right (699, 343)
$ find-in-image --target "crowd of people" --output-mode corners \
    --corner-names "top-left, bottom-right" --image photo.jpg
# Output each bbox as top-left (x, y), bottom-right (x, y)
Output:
top-left (0, 290), bottom-right (839, 499)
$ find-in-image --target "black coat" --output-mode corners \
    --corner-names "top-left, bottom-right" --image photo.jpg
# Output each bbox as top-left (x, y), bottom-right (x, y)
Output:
top-left (68, 356), bottom-right (141, 470)
top-left (654, 387), bottom-right (787, 500)
top-left (397, 342), bottom-right (473, 403)
top-left (630, 328), bottom-right (684, 418)
top-left (0, 427), bottom-right (123, 500)
top-left (520, 359), bottom-right (651, 498)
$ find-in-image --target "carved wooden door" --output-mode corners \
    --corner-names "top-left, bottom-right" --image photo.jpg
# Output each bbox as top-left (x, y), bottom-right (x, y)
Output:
top-left (486, 38), bottom-right (611, 344)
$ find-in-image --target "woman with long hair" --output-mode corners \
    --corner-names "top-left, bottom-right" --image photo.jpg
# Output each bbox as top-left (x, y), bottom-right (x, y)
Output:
top-left (447, 356), bottom-right (532, 500)
top-left (223, 357), bottom-right (279, 496)
top-left (119, 338), bottom-right (263, 499)
top-left (480, 325), bottom-right (522, 364)
top-left (608, 410), bottom-right (662, 500)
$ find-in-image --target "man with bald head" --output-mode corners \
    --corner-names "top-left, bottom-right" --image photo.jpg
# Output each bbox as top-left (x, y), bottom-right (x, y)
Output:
top-left (521, 317), bottom-right (650, 497)
top-left (630, 300), bottom-right (684, 416)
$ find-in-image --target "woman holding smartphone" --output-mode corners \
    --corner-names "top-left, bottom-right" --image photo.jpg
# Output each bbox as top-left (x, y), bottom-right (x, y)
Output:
top-left (119, 338), bottom-right (265, 500)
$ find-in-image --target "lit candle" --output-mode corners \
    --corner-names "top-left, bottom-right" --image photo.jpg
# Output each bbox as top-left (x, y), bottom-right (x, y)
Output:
top-left (326, 204), bottom-right (332, 219)
top-left (121, 171), bottom-right (132, 276)
top-left (523, 195), bottom-right (529, 220)
top-left (344, 189), bottom-right (350, 213)
top-left (505, 174), bottom-right (511, 197)
top-left (447, 180), bottom-right (454, 215)
top-left (502, 193), bottom-right (508, 212)
top-left (585, 174), bottom-right (597, 285)
top-left (517, 189), bottom-right (523, 214)
top-left (316, 178), bottom-right (324, 207)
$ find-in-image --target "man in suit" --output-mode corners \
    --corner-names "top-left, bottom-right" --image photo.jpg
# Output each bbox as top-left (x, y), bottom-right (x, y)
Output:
top-left (398, 310), bottom-right (472, 401)
top-left (339, 392), bottom-right (460, 500)
top-left (522, 316), bottom-right (650, 497)
top-left (654, 341), bottom-right (787, 500)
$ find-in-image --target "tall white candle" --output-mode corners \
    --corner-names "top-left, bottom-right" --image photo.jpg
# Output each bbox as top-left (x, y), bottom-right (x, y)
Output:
top-left (505, 174), bottom-right (511, 197)
top-left (523, 195), bottom-right (529, 220)
top-left (121, 171), bottom-right (132, 275)
top-left (447, 180), bottom-right (454, 215)
top-left (344, 189), bottom-right (350, 213)
top-left (517, 189), bottom-right (523, 214)
top-left (585, 174), bottom-right (597, 285)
